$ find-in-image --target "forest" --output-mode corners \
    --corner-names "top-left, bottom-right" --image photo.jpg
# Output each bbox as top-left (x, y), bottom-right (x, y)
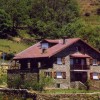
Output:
top-left (0, 0), bottom-right (100, 50)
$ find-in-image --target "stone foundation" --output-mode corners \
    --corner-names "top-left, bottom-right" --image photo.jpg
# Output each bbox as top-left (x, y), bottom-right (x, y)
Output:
top-left (7, 71), bottom-right (38, 88)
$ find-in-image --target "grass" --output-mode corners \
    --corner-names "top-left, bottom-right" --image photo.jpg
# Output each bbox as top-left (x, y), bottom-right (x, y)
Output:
top-left (77, 0), bottom-right (100, 26)
top-left (18, 30), bottom-right (32, 39)
top-left (0, 39), bottom-right (30, 53)
top-left (43, 89), bottom-right (100, 94)
top-left (83, 15), bottom-right (100, 25)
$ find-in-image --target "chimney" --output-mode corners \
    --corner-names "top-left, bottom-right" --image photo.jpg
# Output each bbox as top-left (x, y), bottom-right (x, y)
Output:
top-left (83, 38), bottom-right (88, 43)
top-left (62, 36), bottom-right (68, 44)
top-left (42, 48), bottom-right (47, 54)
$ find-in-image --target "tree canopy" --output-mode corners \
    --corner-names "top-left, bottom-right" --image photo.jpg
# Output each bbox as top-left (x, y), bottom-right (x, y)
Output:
top-left (0, 0), bottom-right (100, 49)
top-left (0, 9), bottom-right (11, 38)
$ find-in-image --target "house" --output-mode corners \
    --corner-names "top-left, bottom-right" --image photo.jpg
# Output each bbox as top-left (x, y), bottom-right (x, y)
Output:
top-left (7, 38), bottom-right (100, 89)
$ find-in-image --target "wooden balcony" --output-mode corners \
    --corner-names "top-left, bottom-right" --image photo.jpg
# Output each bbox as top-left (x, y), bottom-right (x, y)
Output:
top-left (70, 64), bottom-right (90, 70)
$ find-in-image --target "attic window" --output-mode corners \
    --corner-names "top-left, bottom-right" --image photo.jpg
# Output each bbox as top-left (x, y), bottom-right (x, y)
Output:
top-left (41, 43), bottom-right (49, 49)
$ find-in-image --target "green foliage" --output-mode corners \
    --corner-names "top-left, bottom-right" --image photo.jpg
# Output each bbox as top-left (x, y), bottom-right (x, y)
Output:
top-left (24, 74), bottom-right (53, 91)
top-left (85, 80), bottom-right (92, 90)
top-left (0, 0), bottom-right (32, 28)
top-left (1, 52), bottom-right (14, 60)
top-left (0, 0), bottom-right (100, 49)
top-left (0, 9), bottom-right (12, 38)
top-left (12, 77), bottom-right (21, 89)
top-left (61, 18), bottom-right (100, 49)
top-left (11, 73), bottom-right (53, 91)
top-left (0, 68), bottom-right (7, 86)
top-left (29, 0), bottom-right (80, 38)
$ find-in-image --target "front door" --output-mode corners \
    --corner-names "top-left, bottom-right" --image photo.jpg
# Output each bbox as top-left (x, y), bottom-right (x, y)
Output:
top-left (75, 72), bottom-right (82, 81)
top-left (74, 72), bottom-right (87, 83)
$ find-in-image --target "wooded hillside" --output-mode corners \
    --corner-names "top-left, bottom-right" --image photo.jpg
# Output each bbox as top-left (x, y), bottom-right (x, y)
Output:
top-left (0, 0), bottom-right (100, 50)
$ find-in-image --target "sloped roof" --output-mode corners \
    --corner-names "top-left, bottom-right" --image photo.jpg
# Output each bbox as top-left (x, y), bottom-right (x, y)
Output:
top-left (13, 38), bottom-right (100, 59)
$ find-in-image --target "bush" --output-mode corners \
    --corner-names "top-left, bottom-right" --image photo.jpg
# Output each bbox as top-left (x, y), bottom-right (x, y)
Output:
top-left (85, 80), bottom-right (92, 90)
top-left (0, 73), bottom-right (7, 85)
top-left (23, 74), bottom-right (53, 91)
top-left (1, 52), bottom-right (14, 60)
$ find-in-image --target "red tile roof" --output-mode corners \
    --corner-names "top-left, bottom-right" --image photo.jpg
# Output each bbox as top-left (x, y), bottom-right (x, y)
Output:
top-left (13, 38), bottom-right (100, 59)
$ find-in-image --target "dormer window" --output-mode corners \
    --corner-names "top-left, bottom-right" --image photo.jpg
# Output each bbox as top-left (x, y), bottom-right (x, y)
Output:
top-left (41, 43), bottom-right (49, 49)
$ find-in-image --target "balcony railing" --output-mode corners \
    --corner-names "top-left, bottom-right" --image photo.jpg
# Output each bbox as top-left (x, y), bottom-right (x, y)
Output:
top-left (70, 64), bottom-right (90, 70)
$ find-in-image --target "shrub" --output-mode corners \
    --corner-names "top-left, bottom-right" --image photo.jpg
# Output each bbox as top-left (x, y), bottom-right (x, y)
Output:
top-left (1, 52), bottom-right (14, 60)
top-left (0, 73), bottom-right (7, 85)
top-left (85, 80), bottom-right (92, 90)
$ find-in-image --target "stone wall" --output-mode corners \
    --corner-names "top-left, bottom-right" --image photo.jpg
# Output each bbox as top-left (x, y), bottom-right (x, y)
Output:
top-left (88, 65), bottom-right (100, 78)
top-left (0, 88), bottom-right (100, 100)
top-left (7, 71), bottom-right (38, 88)
top-left (90, 66), bottom-right (100, 72)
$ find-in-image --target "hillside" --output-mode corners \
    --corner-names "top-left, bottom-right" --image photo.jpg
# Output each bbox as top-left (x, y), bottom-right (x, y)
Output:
top-left (0, 0), bottom-right (100, 55)
top-left (0, 39), bottom-right (29, 53)
top-left (77, 0), bottom-right (100, 25)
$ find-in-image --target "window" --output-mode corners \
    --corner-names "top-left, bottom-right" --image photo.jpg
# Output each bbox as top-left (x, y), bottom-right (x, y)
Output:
top-left (57, 58), bottom-right (62, 65)
top-left (93, 59), bottom-right (98, 66)
top-left (57, 72), bottom-right (63, 78)
top-left (75, 59), bottom-right (81, 64)
top-left (93, 73), bottom-right (99, 80)
top-left (56, 83), bottom-right (60, 88)
top-left (90, 72), bottom-right (99, 80)
top-left (41, 43), bottom-right (49, 49)
top-left (54, 72), bottom-right (66, 79)
top-left (57, 57), bottom-right (65, 65)
top-left (70, 59), bottom-right (73, 65)
top-left (81, 59), bottom-right (85, 65)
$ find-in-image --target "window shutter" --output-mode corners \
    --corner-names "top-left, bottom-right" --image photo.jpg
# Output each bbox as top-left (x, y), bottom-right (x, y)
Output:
top-left (62, 72), bottom-right (66, 79)
top-left (90, 73), bottom-right (93, 80)
top-left (50, 72), bottom-right (52, 78)
top-left (54, 72), bottom-right (56, 79)
top-left (62, 57), bottom-right (65, 65)
top-left (98, 73), bottom-right (100, 79)
top-left (89, 58), bottom-right (93, 65)
top-left (97, 60), bottom-right (100, 65)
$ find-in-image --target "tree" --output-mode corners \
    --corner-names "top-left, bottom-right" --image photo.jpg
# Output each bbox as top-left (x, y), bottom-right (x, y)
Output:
top-left (29, 0), bottom-right (80, 38)
top-left (0, 9), bottom-right (11, 38)
top-left (60, 19), bottom-right (100, 49)
top-left (0, 0), bottom-right (32, 29)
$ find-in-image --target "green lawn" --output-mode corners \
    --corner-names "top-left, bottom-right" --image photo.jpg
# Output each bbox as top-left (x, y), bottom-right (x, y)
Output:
top-left (0, 39), bottom-right (30, 53)
top-left (43, 89), bottom-right (100, 94)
